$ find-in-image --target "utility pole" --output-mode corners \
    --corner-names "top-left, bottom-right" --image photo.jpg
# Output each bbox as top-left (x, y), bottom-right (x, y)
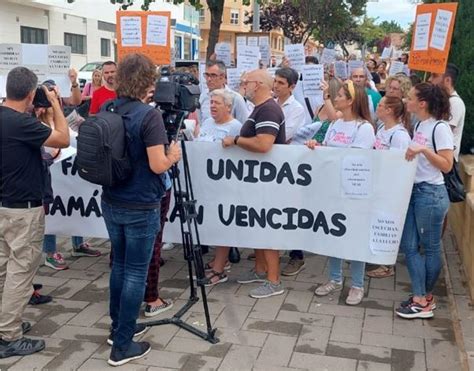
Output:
top-left (252, 0), bottom-right (260, 32)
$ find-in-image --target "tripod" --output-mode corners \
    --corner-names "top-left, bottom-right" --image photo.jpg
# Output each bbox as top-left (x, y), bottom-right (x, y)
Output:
top-left (140, 112), bottom-right (219, 344)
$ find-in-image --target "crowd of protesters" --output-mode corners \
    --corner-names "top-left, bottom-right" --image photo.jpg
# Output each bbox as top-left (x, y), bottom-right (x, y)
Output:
top-left (0, 48), bottom-right (466, 366)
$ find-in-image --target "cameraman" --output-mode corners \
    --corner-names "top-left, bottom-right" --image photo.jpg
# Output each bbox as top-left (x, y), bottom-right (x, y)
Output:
top-left (0, 66), bottom-right (69, 358)
top-left (101, 54), bottom-right (181, 367)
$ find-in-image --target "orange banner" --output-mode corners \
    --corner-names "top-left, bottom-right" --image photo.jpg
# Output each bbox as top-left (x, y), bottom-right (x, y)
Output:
top-left (409, 2), bottom-right (458, 74)
top-left (116, 11), bottom-right (171, 65)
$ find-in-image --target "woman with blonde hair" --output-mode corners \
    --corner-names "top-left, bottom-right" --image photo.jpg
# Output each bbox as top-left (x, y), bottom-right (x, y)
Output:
top-left (81, 68), bottom-right (102, 100)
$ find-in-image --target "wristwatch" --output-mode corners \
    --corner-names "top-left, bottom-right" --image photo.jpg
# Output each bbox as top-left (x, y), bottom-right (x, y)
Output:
top-left (234, 135), bottom-right (240, 145)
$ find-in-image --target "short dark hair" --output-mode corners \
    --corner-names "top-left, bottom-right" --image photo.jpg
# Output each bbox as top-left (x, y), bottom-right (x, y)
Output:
top-left (206, 60), bottom-right (226, 75)
top-left (115, 53), bottom-right (156, 100)
top-left (305, 56), bottom-right (318, 64)
top-left (275, 67), bottom-right (299, 87)
top-left (414, 82), bottom-right (451, 121)
top-left (6, 67), bottom-right (38, 101)
top-left (102, 60), bottom-right (117, 68)
top-left (444, 63), bottom-right (459, 86)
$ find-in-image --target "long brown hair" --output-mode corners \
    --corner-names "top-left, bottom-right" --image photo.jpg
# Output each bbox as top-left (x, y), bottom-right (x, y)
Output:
top-left (414, 82), bottom-right (450, 121)
top-left (383, 96), bottom-right (410, 131)
top-left (115, 54), bottom-right (157, 100)
top-left (342, 81), bottom-right (373, 125)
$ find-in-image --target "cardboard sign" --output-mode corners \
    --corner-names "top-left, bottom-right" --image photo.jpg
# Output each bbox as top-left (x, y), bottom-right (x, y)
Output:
top-left (116, 11), bottom-right (171, 65)
top-left (409, 3), bottom-right (458, 74)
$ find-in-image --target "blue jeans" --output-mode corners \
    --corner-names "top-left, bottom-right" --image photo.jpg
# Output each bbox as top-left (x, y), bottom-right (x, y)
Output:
top-left (43, 235), bottom-right (83, 254)
top-left (400, 182), bottom-right (449, 297)
top-left (101, 201), bottom-right (160, 351)
top-left (329, 258), bottom-right (365, 288)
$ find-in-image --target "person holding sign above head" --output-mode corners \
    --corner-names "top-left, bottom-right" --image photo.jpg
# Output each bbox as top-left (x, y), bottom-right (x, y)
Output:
top-left (395, 83), bottom-right (453, 320)
top-left (222, 69), bottom-right (286, 299)
top-left (306, 80), bottom-right (375, 306)
top-left (89, 61), bottom-right (117, 115)
top-left (0, 67), bottom-right (70, 358)
top-left (199, 60), bottom-right (250, 125)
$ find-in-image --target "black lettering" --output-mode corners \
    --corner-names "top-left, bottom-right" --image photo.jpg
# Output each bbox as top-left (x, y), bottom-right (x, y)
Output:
top-left (71, 157), bottom-right (79, 176)
top-left (67, 197), bottom-right (85, 216)
top-left (85, 192), bottom-right (101, 217)
top-left (297, 209), bottom-right (314, 229)
top-left (207, 159), bottom-right (224, 180)
top-left (260, 162), bottom-right (277, 182)
top-left (235, 205), bottom-right (248, 227)
top-left (282, 207), bottom-right (298, 230)
top-left (296, 164), bottom-right (312, 186)
top-left (50, 196), bottom-right (66, 216)
top-left (225, 160), bottom-right (244, 180)
top-left (218, 204), bottom-right (234, 226)
top-left (61, 157), bottom-right (74, 176)
top-left (276, 162), bottom-right (295, 185)
top-left (266, 208), bottom-right (282, 229)
top-left (330, 213), bottom-right (347, 237)
top-left (248, 207), bottom-right (266, 228)
top-left (313, 211), bottom-right (330, 234)
top-left (243, 160), bottom-right (259, 183)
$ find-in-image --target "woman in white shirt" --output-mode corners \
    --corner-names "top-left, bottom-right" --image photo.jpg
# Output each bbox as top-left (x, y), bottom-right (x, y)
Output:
top-left (306, 80), bottom-right (375, 306)
top-left (396, 83), bottom-right (453, 320)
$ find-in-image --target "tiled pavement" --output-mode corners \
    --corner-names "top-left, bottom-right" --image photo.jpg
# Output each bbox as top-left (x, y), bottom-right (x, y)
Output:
top-left (0, 232), bottom-right (469, 371)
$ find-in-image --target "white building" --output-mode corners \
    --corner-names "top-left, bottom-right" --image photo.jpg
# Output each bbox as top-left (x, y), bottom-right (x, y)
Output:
top-left (0, 0), bottom-right (200, 69)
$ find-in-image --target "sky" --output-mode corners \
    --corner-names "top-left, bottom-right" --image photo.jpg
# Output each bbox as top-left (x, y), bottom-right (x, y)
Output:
top-left (366, 0), bottom-right (418, 29)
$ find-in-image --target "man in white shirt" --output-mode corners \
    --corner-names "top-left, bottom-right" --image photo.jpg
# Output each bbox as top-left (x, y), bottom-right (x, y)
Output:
top-left (428, 63), bottom-right (466, 161)
top-left (273, 67), bottom-right (305, 142)
top-left (199, 60), bottom-right (250, 125)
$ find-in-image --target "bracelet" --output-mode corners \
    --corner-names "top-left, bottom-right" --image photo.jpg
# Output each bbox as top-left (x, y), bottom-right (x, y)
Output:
top-left (234, 135), bottom-right (240, 145)
top-left (71, 83), bottom-right (79, 89)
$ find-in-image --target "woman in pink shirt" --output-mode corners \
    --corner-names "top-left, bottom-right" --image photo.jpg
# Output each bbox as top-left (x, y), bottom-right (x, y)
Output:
top-left (81, 69), bottom-right (102, 100)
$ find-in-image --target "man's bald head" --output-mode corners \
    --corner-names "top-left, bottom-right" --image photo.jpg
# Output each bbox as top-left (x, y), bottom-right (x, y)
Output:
top-left (242, 69), bottom-right (274, 104)
top-left (351, 67), bottom-right (367, 87)
top-left (247, 69), bottom-right (274, 90)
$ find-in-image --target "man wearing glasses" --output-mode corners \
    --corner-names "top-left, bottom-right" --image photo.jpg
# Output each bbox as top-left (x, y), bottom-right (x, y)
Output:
top-left (199, 60), bottom-right (250, 125)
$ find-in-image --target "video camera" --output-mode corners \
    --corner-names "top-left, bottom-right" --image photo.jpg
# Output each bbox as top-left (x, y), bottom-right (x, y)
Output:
top-left (32, 80), bottom-right (56, 108)
top-left (154, 67), bottom-right (200, 112)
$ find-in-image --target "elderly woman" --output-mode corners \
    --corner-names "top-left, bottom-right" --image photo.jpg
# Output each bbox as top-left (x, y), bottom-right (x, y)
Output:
top-left (195, 89), bottom-right (242, 285)
top-left (195, 88), bottom-right (242, 142)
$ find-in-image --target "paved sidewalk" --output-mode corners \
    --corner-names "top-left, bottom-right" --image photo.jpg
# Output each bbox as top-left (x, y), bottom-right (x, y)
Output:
top-left (0, 234), bottom-right (466, 371)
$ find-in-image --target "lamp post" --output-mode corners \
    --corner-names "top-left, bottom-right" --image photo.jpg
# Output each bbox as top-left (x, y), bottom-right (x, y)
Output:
top-left (252, 0), bottom-right (260, 32)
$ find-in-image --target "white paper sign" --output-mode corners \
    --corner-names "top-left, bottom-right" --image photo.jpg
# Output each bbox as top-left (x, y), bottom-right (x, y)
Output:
top-left (46, 144), bottom-right (417, 265)
top-left (291, 122), bottom-right (323, 145)
top-left (266, 67), bottom-right (277, 78)
top-left (320, 48), bottom-right (336, 65)
top-left (47, 45), bottom-right (71, 74)
top-left (414, 13), bottom-right (431, 51)
top-left (0, 44), bottom-right (21, 70)
top-left (388, 61), bottom-right (405, 76)
top-left (237, 45), bottom-right (260, 71)
top-left (146, 15), bottom-right (168, 46)
top-left (341, 155), bottom-right (372, 198)
top-left (236, 36), bottom-right (247, 47)
top-left (259, 44), bottom-right (270, 67)
top-left (302, 64), bottom-right (324, 97)
top-left (284, 44), bottom-right (305, 72)
top-left (215, 42), bottom-right (232, 67)
top-left (226, 68), bottom-right (242, 92)
top-left (258, 36), bottom-right (269, 46)
top-left (247, 36), bottom-right (258, 47)
top-left (22, 44), bottom-right (48, 65)
top-left (347, 60), bottom-right (364, 76)
top-left (430, 9), bottom-right (453, 51)
top-left (370, 211), bottom-right (403, 255)
top-left (380, 47), bottom-right (392, 60)
top-left (120, 16), bottom-right (142, 47)
top-left (334, 61), bottom-right (348, 80)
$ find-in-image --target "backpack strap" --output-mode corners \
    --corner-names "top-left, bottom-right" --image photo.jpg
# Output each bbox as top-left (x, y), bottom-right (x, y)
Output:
top-left (431, 121), bottom-right (444, 154)
top-left (304, 97), bottom-right (315, 120)
top-left (389, 128), bottom-right (407, 145)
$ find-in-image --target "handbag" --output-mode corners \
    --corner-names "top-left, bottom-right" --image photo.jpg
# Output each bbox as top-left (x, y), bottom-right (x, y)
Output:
top-left (431, 122), bottom-right (466, 203)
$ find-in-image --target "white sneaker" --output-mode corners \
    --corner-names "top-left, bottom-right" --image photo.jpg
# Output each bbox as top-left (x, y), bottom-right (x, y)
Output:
top-left (345, 287), bottom-right (364, 305)
top-left (162, 243), bottom-right (175, 251)
top-left (314, 280), bottom-right (343, 296)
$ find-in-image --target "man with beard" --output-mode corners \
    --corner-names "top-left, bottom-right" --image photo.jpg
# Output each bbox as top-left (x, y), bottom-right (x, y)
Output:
top-left (89, 61), bottom-right (117, 114)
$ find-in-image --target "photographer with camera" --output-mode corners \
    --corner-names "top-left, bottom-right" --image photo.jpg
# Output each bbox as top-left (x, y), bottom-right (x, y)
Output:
top-left (100, 54), bottom-right (181, 367)
top-left (0, 66), bottom-right (69, 358)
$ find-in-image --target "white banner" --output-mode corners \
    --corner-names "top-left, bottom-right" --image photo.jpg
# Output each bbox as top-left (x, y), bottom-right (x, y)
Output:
top-left (46, 143), bottom-right (416, 265)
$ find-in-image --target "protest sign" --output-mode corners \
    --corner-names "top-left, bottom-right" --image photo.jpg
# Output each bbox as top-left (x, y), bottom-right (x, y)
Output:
top-left (302, 64), bottom-right (324, 97)
top-left (247, 36), bottom-right (258, 47)
top-left (0, 43), bottom-right (71, 97)
top-left (347, 60), bottom-right (364, 76)
top-left (380, 47), bottom-right (393, 60)
top-left (237, 45), bottom-right (260, 71)
top-left (409, 2), bottom-right (458, 74)
top-left (334, 61), bottom-right (348, 80)
top-left (226, 68), bottom-right (242, 92)
top-left (215, 42), bottom-right (232, 67)
top-left (259, 44), bottom-right (270, 67)
top-left (388, 61), bottom-right (405, 76)
top-left (284, 44), bottom-right (305, 72)
top-left (116, 11), bottom-right (171, 65)
top-left (320, 48), bottom-right (336, 65)
top-left (46, 143), bottom-right (417, 265)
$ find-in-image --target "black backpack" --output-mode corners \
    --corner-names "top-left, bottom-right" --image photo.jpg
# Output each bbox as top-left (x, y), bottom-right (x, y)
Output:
top-left (76, 99), bottom-right (140, 187)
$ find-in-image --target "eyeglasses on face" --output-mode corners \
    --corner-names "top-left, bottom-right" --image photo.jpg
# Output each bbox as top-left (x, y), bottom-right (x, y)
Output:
top-left (204, 72), bottom-right (224, 79)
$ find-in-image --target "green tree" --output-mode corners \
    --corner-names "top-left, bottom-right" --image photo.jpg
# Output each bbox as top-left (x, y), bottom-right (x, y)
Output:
top-left (378, 20), bottom-right (405, 34)
top-left (357, 16), bottom-right (384, 48)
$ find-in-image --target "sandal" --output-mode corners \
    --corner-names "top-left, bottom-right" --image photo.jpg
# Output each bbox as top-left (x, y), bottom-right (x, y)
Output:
top-left (367, 265), bottom-right (394, 278)
top-left (204, 261), bottom-right (231, 271)
top-left (204, 270), bottom-right (228, 287)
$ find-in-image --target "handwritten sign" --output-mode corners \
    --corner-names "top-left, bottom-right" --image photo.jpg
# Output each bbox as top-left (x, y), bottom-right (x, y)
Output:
top-left (215, 42), bottom-right (231, 67)
top-left (237, 45), bottom-right (260, 71)
top-left (284, 44), bottom-right (305, 72)
top-left (334, 61), bottom-right (348, 80)
top-left (302, 64), bottom-right (324, 97)
top-left (146, 15), bottom-right (168, 46)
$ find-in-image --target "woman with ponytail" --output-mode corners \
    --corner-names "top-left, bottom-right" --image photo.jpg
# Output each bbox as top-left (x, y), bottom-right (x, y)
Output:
top-left (396, 82), bottom-right (453, 319)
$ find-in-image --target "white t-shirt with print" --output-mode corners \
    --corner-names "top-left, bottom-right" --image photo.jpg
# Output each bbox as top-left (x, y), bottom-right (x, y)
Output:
top-left (195, 117), bottom-right (242, 143)
top-left (323, 119), bottom-right (375, 149)
top-left (374, 123), bottom-right (411, 150)
top-left (412, 118), bottom-right (453, 185)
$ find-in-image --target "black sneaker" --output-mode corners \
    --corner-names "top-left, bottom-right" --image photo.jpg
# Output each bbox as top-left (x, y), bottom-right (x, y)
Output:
top-left (107, 341), bottom-right (151, 366)
top-left (400, 295), bottom-right (437, 310)
top-left (29, 291), bottom-right (53, 305)
top-left (395, 302), bottom-right (434, 319)
top-left (21, 322), bottom-right (32, 334)
top-left (0, 337), bottom-right (45, 358)
top-left (107, 323), bottom-right (148, 346)
top-left (33, 284), bottom-right (43, 291)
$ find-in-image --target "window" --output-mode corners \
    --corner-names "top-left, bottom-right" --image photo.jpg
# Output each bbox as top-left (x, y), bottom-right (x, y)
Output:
top-left (98, 21), bottom-right (115, 32)
top-left (64, 33), bottom-right (87, 54)
top-left (21, 26), bottom-right (47, 44)
top-left (101, 38), bottom-right (110, 57)
top-left (230, 9), bottom-right (239, 25)
top-left (183, 37), bottom-right (191, 60)
top-left (174, 36), bottom-right (182, 59)
top-left (199, 9), bottom-right (205, 22)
